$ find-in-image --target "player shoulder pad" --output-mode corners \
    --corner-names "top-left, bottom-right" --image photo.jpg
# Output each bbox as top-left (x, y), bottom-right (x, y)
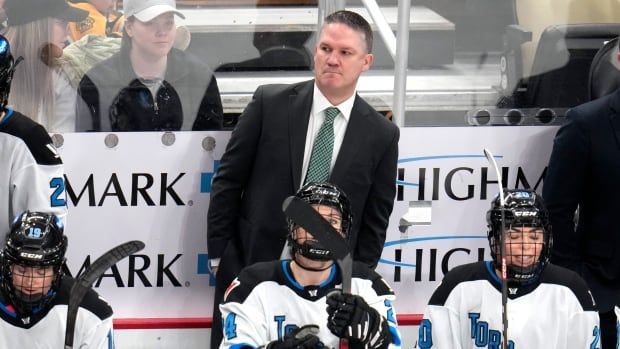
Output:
top-left (428, 261), bottom-right (488, 306)
top-left (540, 264), bottom-right (597, 311)
top-left (223, 260), bottom-right (281, 304)
top-left (1, 111), bottom-right (62, 165)
top-left (352, 261), bottom-right (394, 297)
top-left (54, 276), bottom-right (113, 320)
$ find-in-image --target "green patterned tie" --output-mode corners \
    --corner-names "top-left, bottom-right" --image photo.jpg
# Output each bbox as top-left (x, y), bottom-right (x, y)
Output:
top-left (305, 107), bottom-right (340, 184)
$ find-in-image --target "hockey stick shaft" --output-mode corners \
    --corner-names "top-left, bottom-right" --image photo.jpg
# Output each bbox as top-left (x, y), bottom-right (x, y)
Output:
top-left (483, 149), bottom-right (508, 349)
top-left (64, 240), bottom-right (145, 349)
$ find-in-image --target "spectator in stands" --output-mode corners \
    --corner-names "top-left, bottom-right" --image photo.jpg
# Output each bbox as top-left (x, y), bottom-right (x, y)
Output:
top-left (2, 0), bottom-right (88, 132)
top-left (68, 0), bottom-right (124, 41)
top-left (207, 10), bottom-right (399, 348)
top-left (75, 0), bottom-right (223, 132)
top-left (544, 46), bottom-right (620, 346)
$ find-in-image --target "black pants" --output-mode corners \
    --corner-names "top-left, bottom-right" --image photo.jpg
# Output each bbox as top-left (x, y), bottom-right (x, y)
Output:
top-left (600, 309), bottom-right (617, 349)
top-left (210, 281), bottom-right (225, 349)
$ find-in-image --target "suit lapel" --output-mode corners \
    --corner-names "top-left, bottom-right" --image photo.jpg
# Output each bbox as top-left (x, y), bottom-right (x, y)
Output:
top-left (608, 88), bottom-right (620, 149)
top-left (330, 95), bottom-right (369, 183)
top-left (289, 81), bottom-right (314, 190)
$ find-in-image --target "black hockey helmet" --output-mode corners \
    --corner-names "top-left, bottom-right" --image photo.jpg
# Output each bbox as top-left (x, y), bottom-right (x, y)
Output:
top-left (487, 189), bottom-right (552, 284)
top-left (0, 35), bottom-right (21, 112)
top-left (1, 211), bottom-right (67, 317)
top-left (288, 182), bottom-right (353, 261)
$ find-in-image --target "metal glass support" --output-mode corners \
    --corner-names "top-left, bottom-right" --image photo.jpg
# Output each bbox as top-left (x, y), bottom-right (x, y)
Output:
top-left (360, 0), bottom-right (411, 126)
top-left (318, 0), bottom-right (346, 29)
top-left (361, 0), bottom-right (397, 58)
top-left (392, 0), bottom-right (412, 127)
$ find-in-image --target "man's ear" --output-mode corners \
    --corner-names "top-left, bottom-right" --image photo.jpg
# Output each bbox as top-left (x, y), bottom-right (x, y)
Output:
top-left (361, 53), bottom-right (374, 72)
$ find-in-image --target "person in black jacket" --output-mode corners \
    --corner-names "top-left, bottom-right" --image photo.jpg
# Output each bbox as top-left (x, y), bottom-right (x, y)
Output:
top-left (76, 0), bottom-right (222, 132)
top-left (207, 10), bottom-right (399, 348)
top-left (543, 84), bottom-right (620, 348)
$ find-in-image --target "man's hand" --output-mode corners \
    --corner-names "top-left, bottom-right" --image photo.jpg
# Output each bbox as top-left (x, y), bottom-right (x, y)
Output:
top-left (208, 258), bottom-right (220, 276)
top-left (264, 324), bottom-right (325, 349)
top-left (326, 290), bottom-right (390, 349)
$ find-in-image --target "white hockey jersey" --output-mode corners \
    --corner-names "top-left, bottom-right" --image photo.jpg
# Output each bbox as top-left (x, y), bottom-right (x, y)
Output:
top-left (0, 109), bottom-right (67, 236)
top-left (219, 260), bottom-right (401, 349)
top-left (418, 261), bottom-right (600, 349)
top-left (0, 276), bottom-right (114, 348)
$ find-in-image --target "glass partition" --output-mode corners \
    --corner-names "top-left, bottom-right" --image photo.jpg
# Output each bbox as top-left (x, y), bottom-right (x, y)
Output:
top-left (4, 0), bottom-right (616, 130)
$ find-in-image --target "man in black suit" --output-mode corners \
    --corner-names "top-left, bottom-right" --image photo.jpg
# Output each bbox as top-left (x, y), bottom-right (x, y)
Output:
top-left (207, 10), bottom-right (399, 348)
top-left (543, 85), bottom-right (620, 348)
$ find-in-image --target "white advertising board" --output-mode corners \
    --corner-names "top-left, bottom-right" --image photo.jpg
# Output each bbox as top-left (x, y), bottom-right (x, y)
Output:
top-left (57, 126), bottom-right (558, 320)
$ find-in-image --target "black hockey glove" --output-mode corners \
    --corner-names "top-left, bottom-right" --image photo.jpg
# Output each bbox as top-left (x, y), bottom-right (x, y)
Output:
top-left (326, 290), bottom-right (391, 349)
top-left (263, 324), bottom-right (325, 349)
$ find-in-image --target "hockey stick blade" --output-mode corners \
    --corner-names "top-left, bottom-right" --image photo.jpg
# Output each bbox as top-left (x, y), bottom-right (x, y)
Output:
top-left (483, 149), bottom-right (505, 206)
top-left (282, 196), bottom-right (349, 260)
top-left (65, 240), bottom-right (145, 349)
top-left (282, 196), bottom-right (353, 292)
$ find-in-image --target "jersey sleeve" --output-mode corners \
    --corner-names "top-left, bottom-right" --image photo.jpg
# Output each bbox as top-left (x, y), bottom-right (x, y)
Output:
top-left (219, 280), bottom-right (271, 349)
top-left (10, 142), bottom-right (67, 226)
top-left (418, 304), bottom-right (463, 349)
top-left (79, 315), bottom-right (114, 349)
top-left (355, 265), bottom-right (402, 349)
top-left (418, 274), bottom-right (464, 349)
top-left (567, 310), bottom-right (601, 349)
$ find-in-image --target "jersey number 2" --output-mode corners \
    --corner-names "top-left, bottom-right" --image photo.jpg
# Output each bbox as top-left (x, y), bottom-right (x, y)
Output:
top-left (50, 177), bottom-right (66, 207)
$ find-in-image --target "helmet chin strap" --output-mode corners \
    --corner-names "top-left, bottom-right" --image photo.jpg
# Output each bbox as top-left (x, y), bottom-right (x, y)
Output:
top-left (292, 253), bottom-right (334, 272)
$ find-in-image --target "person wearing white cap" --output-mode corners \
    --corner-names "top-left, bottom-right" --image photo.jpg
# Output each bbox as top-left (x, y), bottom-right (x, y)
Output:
top-left (75, 0), bottom-right (222, 132)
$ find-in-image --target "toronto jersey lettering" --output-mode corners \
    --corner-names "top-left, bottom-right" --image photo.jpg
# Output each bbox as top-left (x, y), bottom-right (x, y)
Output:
top-left (418, 261), bottom-right (600, 348)
top-left (0, 276), bottom-right (114, 348)
top-left (0, 109), bottom-right (67, 235)
top-left (220, 260), bottom-right (402, 349)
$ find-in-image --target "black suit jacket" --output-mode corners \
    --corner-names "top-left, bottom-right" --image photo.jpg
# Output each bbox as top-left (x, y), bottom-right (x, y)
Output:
top-left (207, 79), bottom-right (399, 288)
top-left (544, 88), bottom-right (620, 303)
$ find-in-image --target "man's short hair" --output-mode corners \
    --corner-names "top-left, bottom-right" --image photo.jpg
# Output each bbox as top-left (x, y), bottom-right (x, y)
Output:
top-left (324, 10), bottom-right (373, 53)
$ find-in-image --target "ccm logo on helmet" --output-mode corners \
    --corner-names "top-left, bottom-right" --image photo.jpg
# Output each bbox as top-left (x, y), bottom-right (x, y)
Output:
top-left (514, 211), bottom-right (537, 217)
top-left (19, 252), bottom-right (43, 260)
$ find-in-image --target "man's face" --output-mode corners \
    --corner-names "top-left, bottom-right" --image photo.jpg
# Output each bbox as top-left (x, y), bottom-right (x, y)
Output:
top-left (313, 23), bottom-right (373, 102)
top-left (11, 264), bottom-right (55, 300)
top-left (504, 226), bottom-right (544, 268)
top-left (125, 12), bottom-right (176, 61)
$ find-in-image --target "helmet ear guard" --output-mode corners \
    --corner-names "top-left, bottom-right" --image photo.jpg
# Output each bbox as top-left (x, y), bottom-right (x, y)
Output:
top-left (486, 189), bottom-right (552, 285)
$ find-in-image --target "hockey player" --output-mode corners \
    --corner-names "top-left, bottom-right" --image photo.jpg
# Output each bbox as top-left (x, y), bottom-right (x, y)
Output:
top-left (0, 34), bottom-right (67, 237)
top-left (219, 182), bottom-right (401, 349)
top-left (0, 211), bottom-right (114, 348)
top-left (418, 189), bottom-right (600, 348)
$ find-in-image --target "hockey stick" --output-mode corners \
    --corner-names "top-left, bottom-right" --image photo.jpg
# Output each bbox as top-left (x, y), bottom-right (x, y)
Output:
top-left (483, 149), bottom-right (508, 349)
top-left (64, 240), bottom-right (145, 349)
top-left (282, 196), bottom-right (352, 349)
